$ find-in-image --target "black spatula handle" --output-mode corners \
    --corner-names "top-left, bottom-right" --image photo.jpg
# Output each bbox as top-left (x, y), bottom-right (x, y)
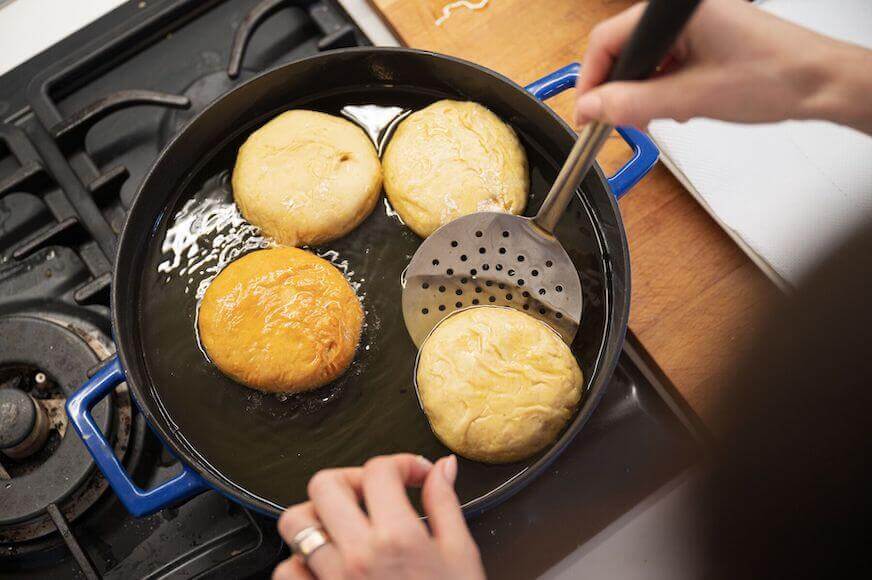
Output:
top-left (609, 0), bottom-right (702, 83)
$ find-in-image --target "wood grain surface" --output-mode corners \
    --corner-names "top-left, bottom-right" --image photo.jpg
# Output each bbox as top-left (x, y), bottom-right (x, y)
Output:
top-left (369, 0), bottom-right (780, 429)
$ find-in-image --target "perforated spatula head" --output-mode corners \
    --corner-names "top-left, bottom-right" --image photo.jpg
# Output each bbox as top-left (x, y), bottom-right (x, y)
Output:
top-left (402, 0), bottom-right (702, 347)
top-left (402, 211), bottom-right (583, 347)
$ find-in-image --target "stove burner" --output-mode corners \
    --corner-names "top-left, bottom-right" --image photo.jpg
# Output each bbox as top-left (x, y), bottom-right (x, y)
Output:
top-left (0, 387), bottom-right (49, 459)
top-left (158, 69), bottom-right (253, 148)
top-left (0, 364), bottom-right (66, 471)
top-left (0, 314), bottom-right (132, 545)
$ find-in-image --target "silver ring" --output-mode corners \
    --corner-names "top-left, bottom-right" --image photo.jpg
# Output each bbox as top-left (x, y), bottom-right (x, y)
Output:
top-left (290, 525), bottom-right (331, 562)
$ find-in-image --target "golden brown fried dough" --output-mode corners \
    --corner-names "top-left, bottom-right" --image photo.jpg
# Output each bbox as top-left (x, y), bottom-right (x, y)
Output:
top-left (198, 247), bottom-right (363, 393)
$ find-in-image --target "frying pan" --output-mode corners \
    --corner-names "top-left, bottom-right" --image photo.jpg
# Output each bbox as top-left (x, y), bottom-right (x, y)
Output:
top-left (65, 48), bottom-right (658, 517)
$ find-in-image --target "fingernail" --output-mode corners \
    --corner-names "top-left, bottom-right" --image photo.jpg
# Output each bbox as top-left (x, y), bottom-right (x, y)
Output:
top-left (416, 455), bottom-right (434, 470)
top-left (575, 93), bottom-right (603, 124)
top-left (442, 455), bottom-right (458, 485)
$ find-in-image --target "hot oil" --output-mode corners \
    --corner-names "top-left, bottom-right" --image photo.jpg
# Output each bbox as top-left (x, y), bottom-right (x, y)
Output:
top-left (138, 87), bottom-right (610, 510)
top-left (157, 171), bottom-right (272, 300)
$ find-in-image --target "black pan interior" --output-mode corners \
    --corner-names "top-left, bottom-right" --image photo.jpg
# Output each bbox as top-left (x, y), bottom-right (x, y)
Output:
top-left (119, 49), bottom-right (629, 515)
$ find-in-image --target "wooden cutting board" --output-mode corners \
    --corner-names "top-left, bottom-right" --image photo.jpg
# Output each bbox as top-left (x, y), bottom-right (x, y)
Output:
top-left (369, 0), bottom-right (779, 431)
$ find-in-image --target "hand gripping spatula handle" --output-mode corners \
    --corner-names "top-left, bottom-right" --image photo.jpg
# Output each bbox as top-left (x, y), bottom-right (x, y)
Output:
top-left (535, 0), bottom-right (703, 234)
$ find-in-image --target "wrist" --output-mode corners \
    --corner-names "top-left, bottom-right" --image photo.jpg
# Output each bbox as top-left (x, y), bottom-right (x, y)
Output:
top-left (797, 41), bottom-right (872, 134)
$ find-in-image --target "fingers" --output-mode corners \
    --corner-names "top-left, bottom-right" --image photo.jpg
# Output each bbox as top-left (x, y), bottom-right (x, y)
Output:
top-left (362, 454), bottom-right (433, 528)
top-left (277, 502), bottom-right (345, 579)
top-left (422, 455), bottom-right (467, 539)
top-left (423, 456), bottom-right (483, 570)
top-left (272, 556), bottom-right (315, 580)
top-left (577, 2), bottom-right (647, 94)
top-left (575, 69), bottom-right (715, 128)
top-left (304, 454), bottom-right (434, 578)
top-left (307, 467), bottom-right (371, 549)
top-left (575, 1), bottom-right (698, 127)
top-left (276, 454), bottom-right (474, 579)
top-left (302, 453), bottom-right (433, 573)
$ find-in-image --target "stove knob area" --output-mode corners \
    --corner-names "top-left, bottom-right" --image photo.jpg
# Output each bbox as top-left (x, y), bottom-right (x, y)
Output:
top-left (0, 387), bottom-right (49, 459)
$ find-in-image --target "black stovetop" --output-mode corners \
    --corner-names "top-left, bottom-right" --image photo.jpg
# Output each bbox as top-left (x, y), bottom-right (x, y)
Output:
top-left (0, 1), bottom-right (704, 578)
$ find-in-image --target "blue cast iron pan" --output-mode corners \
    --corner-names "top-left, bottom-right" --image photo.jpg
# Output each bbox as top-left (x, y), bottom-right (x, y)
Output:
top-left (66, 48), bottom-right (657, 517)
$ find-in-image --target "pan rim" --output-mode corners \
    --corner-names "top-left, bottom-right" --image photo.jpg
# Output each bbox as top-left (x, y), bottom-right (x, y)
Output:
top-left (111, 46), bottom-right (631, 516)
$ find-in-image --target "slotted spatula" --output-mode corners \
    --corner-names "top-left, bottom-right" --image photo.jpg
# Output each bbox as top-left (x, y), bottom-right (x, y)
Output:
top-left (402, 0), bottom-right (701, 347)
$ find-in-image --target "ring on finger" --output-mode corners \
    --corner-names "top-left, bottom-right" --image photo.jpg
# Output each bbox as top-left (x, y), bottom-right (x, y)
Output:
top-left (290, 525), bottom-right (332, 563)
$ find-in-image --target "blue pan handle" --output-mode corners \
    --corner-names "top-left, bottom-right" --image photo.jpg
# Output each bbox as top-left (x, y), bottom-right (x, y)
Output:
top-left (524, 62), bottom-right (659, 199)
top-left (66, 356), bottom-right (208, 517)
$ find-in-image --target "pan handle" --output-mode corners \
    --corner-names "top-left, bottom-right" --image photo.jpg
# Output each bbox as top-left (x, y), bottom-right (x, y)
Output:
top-left (66, 356), bottom-right (209, 517)
top-left (524, 63), bottom-right (659, 199)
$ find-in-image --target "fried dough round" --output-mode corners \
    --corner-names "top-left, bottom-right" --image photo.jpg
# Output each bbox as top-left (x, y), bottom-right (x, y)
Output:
top-left (416, 306), bottom-right (582, 463)
top-left (383, 100), bottom-right (528, 237)
top-left (198, 247), bottom-right (363, 393)
top-left (232, 110), bottom-right (382, 246)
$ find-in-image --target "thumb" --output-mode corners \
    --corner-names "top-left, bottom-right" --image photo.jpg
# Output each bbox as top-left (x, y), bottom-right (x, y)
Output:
top-left (422, 455), bottom-right (471, 544)
top-left (574, 73), bottom-right (702, 128)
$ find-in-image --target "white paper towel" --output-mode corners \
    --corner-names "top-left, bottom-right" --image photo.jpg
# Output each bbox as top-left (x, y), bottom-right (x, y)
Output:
top-left (649, 0), bottom-right (872, 286)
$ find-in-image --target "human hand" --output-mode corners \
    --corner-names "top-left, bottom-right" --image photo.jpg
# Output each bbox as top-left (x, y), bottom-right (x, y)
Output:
top-left (273, 454), bottom-right (485, 580)
top-left (575, 0), bottom-right (872, 133)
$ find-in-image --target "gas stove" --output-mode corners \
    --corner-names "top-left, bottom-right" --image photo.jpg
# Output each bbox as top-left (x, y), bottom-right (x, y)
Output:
top-left (0, 1), bottom-right (705, 578)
